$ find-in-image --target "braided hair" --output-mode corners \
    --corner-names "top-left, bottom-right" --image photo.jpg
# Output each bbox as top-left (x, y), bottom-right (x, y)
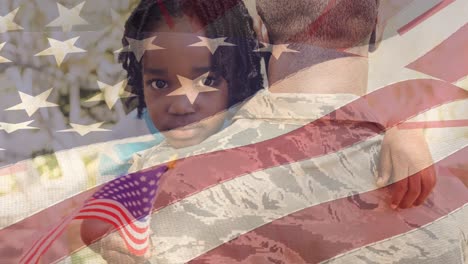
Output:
top-left (120, 0), bottom-right (264, 118)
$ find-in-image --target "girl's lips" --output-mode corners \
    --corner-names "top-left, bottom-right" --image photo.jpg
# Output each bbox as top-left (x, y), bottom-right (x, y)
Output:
top-left (164, 120), bottom-right (203, 131)
top-left (164, 125), bottom-right (203, 140)
top-left (174, 123), bottom-right (202, 131)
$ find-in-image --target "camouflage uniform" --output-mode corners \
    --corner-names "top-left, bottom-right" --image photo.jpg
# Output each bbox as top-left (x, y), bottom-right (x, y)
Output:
top-left (129, 89), bottom-right (467, 263)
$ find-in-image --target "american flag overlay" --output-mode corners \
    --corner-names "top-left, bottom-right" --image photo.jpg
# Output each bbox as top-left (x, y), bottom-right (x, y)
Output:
top-left (0, 0), bottom-right (467, 264)
top-left (20, 164), bottom-right (170, 264)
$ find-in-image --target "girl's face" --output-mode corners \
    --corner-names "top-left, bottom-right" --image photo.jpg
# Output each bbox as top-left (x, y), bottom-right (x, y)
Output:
top-left (141, 16), bottom-right (229, 149)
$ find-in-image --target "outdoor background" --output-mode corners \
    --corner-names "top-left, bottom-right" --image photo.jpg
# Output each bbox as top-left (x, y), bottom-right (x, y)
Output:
top-left (0, 0), bottom-right (466, 263)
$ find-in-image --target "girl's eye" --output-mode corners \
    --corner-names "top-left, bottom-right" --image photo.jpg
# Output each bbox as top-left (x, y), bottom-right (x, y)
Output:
top-left (150, 80), bottom-right (168, 90)
top-left (200, 76), bottom-right (217, 87)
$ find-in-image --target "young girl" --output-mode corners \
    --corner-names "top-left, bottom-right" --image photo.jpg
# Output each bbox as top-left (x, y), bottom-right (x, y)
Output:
top-left (82, 0), bottom-right (264, 261)
top-left (97, 0), bottom-right (264, 179)
top-left (121, 0), bottom-right (263, 149)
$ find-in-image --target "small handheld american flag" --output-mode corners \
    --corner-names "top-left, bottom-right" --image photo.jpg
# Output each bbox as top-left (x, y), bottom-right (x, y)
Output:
top-left (20, 162), bottom-right (175, 264)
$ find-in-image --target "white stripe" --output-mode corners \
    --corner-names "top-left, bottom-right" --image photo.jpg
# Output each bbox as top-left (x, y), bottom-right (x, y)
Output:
top-left (84, 199), bottom-right (149, 228)
top-left (0, 133), bottom-right (155, 229)
top-left (76, 211), bottom-right (149, 251)
top-left (149, 137), bottom-right (382, 263)
top-left (388, 0), bottom-right (443, 32)
top-left (149, 133), bottom-right (468, 263)
top-left (369, 0), bottom-right (468, 90)
top-left (323, 204), bottom-right (468, 263)
top-left (455, 75), bottom-right (468, 89)
top-left (22, 197), bottom-right (152, 263)
top-left (78, 204), bottom-right (150, 240)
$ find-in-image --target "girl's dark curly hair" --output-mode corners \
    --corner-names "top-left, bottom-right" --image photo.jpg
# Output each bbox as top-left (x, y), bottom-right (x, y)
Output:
top-left (119, 0), bottom-right (264, 118)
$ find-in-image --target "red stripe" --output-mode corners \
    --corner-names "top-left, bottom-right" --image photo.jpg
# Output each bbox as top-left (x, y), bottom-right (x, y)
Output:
top-left (74, 215), bottom-right (149, 256)
top-left (398, 119), bottom-right (468, 129)
top-left (9, 188), bottom-right (96, 263)
top-left (287, 0), bottom-right (433, 51)
top-left (156, 0), bottom-right (174, 29)
top-left (0, 162), bottom-right (28, 176)
top-left (31, 219), bottom-right (74, 264)
top-left (21, 215), bottom-right (73, 264)
top-left (398, 0), bottom-right (455, 35)
top-left (172, 0), bottom-right (244, 29)
top-left (406, 23), bottom-right (468, 83)
top-left (79, 201), bottom-right (147, 232)
top-left (439, 166), bottom-right (468, 182)
top-left (152, 79), bottom-right (467, 211)
top-left (303, 0), bottom-right (337, 40)
top-left (191, 147), bottom-right (468, 263)
top-left (76, 208), bottom-right (147, 244)
top-left (4, 79), bottom-right (466, 263)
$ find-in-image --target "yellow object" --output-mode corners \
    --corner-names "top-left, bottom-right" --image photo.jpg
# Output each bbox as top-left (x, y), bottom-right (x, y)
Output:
top-left (167, 154), bottom-right (178, 170)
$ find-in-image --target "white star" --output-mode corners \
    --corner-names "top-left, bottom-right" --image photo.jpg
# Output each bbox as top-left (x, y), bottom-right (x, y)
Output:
top-left (0, 8), bottom-right (23, 33)
top-left (57, 122), bottom-right (110, 136)
top-left (167, 73), bottom-right (219, 104)
top-left (0, 120), bottom-right (38, 134)
top-left (189, 37), bottom-right (236, 54)
top-left (0, 42), bottom-right (11, 63)
top-left (46, 2), bottom-right (89, 32)
top-left (85, 80), bottom-right (135, 109)
top-left (455, 75), bottom-right (468, 91)
top-left (6, 88), bottom-right (58, 116)
top-left (255, 42), bottom-right (299, 60)
top-left (119, 36), bottom-right (164, 61)
top-left (34, 37), bottom-right (86, 66)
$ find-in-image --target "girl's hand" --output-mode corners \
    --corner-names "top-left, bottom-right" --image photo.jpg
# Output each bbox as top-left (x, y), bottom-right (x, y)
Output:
top-left (82, 219), bottom-right (151, 264)
top-left (377, 128), bottom-right (436, 209)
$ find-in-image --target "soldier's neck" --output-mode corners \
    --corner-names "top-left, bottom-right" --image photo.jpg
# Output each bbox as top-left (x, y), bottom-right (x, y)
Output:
top-left (267, 44), bottom-right (370, 96)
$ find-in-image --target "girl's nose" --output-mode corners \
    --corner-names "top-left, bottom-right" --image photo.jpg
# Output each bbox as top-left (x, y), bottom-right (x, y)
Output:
top-left (167, 95), bottom-right (196, 115)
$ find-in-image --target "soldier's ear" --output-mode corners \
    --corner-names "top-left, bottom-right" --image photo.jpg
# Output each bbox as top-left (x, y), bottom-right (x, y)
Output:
top-left (253, 15), bottom-right (269, 44)
top-left (369, 1), bottom-right (385, 52)
top-left (369, 17), bottom-right (386, 52)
